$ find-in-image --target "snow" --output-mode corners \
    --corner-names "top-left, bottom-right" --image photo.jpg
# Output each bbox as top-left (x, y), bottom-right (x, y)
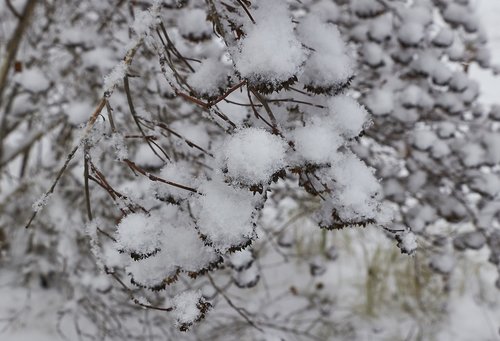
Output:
top-left (131, 8), bottom-right (157, 37)
top-left (14, 68), bottom-right (50, 92)
top-left (432, 27), bottom-right (454, 48)
top-left (103, 61), bottom-right (127, 92)
top-left (228, 249), bottom-right (254, 271)
top-left (127, 251), bottom-right (177, 288)
top-left (32, 193), bottom-right (52, 213)
top-left (171, 290), bottom-right (204, 326)
top-left (116, 212), bottom-right (162, 255)
top-left (397, 231), bottom-right (418, 255)
top-left (187, 58), bottom-right (231, 98)
top-left (233, 264), bottom-right (260, 288)
top-left (364, 88), bottom-right (394, 116)
top-left (328, 95), bottom-right (369, 138)
top-left (219, 128), bottom-right (287, 185)
top-left (67, 101), bottom-right (93, 125)
top-left (178, 8), bottom-right (211, 40)
top-left (195, 177), bottom-right (258, 252)
top-left (234, 1), bottom-right (306, 86)
top-left (412, 130), bottom-right (438, 151)
top-left (155, 161), bottom-right (198, 200)
top-left (297, 16), bottom-right (354, 91)
top-left (483, 132), bottom-right (500, 164)
top-left (430, 253), bottom-right (456, 274)
top-left (352, 0), bottom-right (385, 18)
top-left (362, 42), bottom-right (384, 67)
top-left (398, 22), bottom-right (425, 46)
top-left (133, 143), bottom-right (165, 168)
top-left (460, 143), bottom-right (485, 167)
top-left (291, 123), bottom-right (343, 164)
top-left (330, 153), bottom-right (381, 221)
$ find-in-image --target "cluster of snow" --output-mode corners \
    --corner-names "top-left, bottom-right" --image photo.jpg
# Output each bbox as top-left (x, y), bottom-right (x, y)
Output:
top-left (233, 1), bottom-right (306, 86)
top-left (297, 16), bottom-right (354, 91)
top-left (194, 177), bottom-right (258, 252)
top-left (187, 58), bottom-right (231, 98)
top-left (178, 8), bottom-right (212, 40)
top-left (117, 206), bottom-right (219, 288)
top-left (329, 153), bottom-right (381, 221)
top-left (171, 290), bottom-right (207, 327)
top-left (218, 128), bottom-right (287, 185)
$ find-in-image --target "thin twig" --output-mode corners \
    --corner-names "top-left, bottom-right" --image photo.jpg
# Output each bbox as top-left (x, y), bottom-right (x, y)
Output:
top-left (207, 274), bottom-right (264, 333)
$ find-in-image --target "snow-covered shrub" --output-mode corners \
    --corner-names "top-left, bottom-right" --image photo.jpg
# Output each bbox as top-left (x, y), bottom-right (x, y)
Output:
top-left (311, 0), bottom-right (500, 292)
top-left (0, 0), bottom-right (499, 339)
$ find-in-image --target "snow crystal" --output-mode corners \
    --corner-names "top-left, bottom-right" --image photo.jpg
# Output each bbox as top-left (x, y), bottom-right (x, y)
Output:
top-left (437, 122), bottom-right (456, 139)
top-left (454, 231), bottom-right (486, 250)
top-left (447, 37), bottom-right (465, 61)
top-left (125, 207), bottom-right (219, 288)
top-left (400, 5), bottom-right (432, 26)
top-left (85, 218), bottom-right (105, 270)
top-left (431, 63), bottom-right (453, 85)
top-left (449, 71), bottom-right (468, 92)
top-left (32, 193), bottom-right (52, 212)
top-left (103, 61), bottom-right (127, 92)
top-left (234, 1), bottom-right (306, 85)
top-left (470, 173), bottom-right (500, 197)
top-left (109, 133), bottom-right (128, 161)
top-left (219, 128), bottom-right (287, 185)
top-left (443, 4), bottom-right (470, 27)
top-left (131, 8), bottom-right (157, 37)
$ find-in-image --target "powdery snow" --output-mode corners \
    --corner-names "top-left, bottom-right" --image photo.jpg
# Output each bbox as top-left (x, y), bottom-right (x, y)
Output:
top-left (219, 128), bottom-right (287, 185)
